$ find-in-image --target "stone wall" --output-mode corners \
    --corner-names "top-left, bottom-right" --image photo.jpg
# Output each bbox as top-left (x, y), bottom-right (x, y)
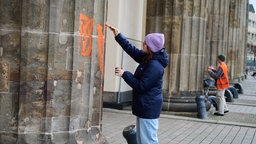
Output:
top-left (0, 0), bottom-right (107, 143)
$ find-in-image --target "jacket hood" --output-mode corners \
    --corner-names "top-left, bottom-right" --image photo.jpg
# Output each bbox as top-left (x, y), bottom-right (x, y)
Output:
top-left (152, 48), bottom-right (168, 68)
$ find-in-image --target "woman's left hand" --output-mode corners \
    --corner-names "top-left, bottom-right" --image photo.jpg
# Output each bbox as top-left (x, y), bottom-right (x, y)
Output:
top-left (115, 67), bottom-right (124, 77)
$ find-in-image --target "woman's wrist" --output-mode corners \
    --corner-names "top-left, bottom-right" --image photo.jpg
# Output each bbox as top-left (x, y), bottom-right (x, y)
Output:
top-left (114, 30), bottom-right (119, 36)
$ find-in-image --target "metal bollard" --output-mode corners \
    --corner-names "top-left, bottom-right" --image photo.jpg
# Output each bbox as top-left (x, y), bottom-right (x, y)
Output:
top-left (195, 95), bottom-right (208, 119)
top-left (123, 125), bottom-right (138, 144)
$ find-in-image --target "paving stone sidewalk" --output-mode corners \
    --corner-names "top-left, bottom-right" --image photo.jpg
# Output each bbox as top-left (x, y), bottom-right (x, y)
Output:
top-left (102, 75), bottom-right (256, 144)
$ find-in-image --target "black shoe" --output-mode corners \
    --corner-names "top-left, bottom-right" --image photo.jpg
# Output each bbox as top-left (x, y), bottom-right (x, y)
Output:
top-left (224, 110), bottom-right (229, 113)
top-left (214, 112), bottom-right (224, 116)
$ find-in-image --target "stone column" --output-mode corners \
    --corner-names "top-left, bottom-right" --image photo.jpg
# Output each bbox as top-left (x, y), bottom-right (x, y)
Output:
top-left (146, 0), bottom-right (173, 96)
top-left (18, 0), bottom-right (50, 143)
top-left (146, 0), bottom-right (208, 111)
top-left (227, 0), bottom-right (237, 80)
top-left (226, 0), bottom-right (247, 81)
top-left (205, 0), bottom-right (248, 80)
top-left (206, 0), bottom-right (221, 67)
top-left (234, 0), bottom-right (248, 81)
top-left (0, 0), bottom-right (22, 142)
top-left (169, 0), bottom-right (182, 96)
top-left (181, 0), bottom-right (206, 95)
top-left (0, 0), bottom-right (107, 143)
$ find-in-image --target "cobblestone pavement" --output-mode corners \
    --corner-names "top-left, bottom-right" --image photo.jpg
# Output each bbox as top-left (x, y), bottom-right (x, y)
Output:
top-left (102, 76), bottom-right (256, 144)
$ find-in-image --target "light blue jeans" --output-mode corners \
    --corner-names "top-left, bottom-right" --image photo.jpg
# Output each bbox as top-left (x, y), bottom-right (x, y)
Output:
top-left (136, 117), bottom-right (159, 144)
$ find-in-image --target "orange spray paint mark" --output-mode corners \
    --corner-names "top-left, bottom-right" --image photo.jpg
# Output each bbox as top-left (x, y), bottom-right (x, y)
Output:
top-left (97, 24), bottom-right (104, 77)
top-left (79, 14), bottom-right (94, 57)
top-left (79, 14), bottom-right (105, 77)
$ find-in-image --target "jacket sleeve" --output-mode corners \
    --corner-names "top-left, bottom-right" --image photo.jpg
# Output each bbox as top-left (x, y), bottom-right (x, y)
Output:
top-left (115, 33), bottom-right (145, 63)
top-left (208, 68), bottom-right (223, 79)
top-left (122, 62), bottom-right (163, 92)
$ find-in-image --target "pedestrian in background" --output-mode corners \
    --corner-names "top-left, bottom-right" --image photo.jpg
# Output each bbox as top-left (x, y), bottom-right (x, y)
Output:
top-left (207, 54), bottom-right (230, 116)
top-left (106, 24), bottom-right (168, 144)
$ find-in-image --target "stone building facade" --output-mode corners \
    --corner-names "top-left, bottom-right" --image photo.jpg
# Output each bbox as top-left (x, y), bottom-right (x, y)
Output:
top-left (0, 0), bottom-right (248, 143)
top-left (104, 0), bottom-right (248, 111)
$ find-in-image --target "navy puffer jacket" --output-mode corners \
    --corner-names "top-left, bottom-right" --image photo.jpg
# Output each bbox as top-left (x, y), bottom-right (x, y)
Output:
top-left (115, 33), bottom-right (169, 119)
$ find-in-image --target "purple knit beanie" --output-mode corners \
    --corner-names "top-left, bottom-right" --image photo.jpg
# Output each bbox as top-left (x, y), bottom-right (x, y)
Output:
top-left (144, 33), bottom-right (165, 52)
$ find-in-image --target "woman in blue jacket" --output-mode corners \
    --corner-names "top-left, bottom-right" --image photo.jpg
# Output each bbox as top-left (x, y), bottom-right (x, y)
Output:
top-left (106, 24), bottom-right (168, 144)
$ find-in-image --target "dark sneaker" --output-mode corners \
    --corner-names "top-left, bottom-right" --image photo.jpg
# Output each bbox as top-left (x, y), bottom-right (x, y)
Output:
top-left (214, 112), bottom-right (224, 116)
top-left (224, 110), bottom-right (229, 113)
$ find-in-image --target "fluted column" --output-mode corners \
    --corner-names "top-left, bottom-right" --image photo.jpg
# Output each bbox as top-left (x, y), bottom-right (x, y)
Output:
top-left (234, 0), bottom-right (248, 80)
top-left (146, 0), bottom-right (208, 111)
top-left (227, 0), bottom-right (238, 80)
top-left (205, 0), bottom-right (248, 81)
top-left (179, 0), bottom-right (193, 95)
top-left (146, 0), bottom-right (172, 97)
top-left (169, 0), bottom-right (182, 95)
top-left (206, 0), bottom-right (221, 67)
top-left (180, 0), bottom-right (207, 95)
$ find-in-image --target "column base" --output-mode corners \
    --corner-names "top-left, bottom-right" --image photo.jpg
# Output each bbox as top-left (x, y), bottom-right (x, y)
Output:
top-left (162, 96), bottom-right (211, 112)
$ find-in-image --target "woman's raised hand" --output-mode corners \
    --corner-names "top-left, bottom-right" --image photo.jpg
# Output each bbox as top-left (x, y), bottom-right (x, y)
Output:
top-left (105, 23), bottom-right (119, 36)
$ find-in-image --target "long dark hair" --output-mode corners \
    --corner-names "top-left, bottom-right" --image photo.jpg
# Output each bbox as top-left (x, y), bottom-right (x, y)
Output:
top-left (144, 46), bottom-right (153, 63)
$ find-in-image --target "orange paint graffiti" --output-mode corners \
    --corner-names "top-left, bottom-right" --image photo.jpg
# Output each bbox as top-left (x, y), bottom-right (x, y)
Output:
top-left (79, 14), bottom-right (104, 76)
top-left (79, 14), bottom-right (93, 57)
top-left (97, 24), bottom-right (104, 77)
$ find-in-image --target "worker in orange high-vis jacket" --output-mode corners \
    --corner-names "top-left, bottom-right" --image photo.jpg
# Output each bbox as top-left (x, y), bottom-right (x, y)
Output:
top-left (207, 54), bottom-right (230, 116)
